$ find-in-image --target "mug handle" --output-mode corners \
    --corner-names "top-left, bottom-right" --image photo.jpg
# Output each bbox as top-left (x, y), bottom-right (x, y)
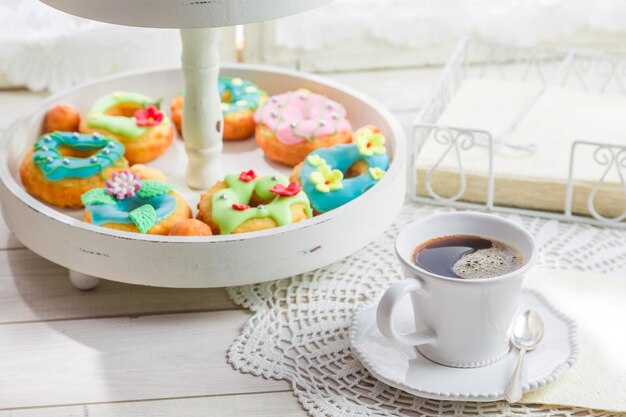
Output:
top-left (376, 278), bottom-right (437, 346)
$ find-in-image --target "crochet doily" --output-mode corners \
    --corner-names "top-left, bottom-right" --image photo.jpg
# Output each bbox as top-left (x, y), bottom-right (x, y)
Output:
top-left (227, 204), bottom-right (626, 417)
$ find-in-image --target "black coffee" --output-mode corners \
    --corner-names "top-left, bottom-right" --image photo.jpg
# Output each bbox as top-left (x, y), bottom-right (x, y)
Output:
top-left (413, 235), bottom-right (523, 279)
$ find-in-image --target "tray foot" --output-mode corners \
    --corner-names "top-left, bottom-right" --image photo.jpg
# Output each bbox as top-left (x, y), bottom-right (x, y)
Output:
top-left (69, 270), bottom-right (100, 290)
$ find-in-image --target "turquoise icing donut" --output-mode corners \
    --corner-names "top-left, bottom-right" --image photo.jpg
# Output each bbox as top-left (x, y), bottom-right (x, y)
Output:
top-left (298, 128), bottom-right (390, 213)
top-left (88, 194), bottom-right (176, 228)
top-left (81, 174), bottom-right (178, 234)
top-left (32, 131), bottom-right (125, 181)
top-left (218, 77), bottom-right (265, 115)
top-left (180, 77), bottom-right (265, 115)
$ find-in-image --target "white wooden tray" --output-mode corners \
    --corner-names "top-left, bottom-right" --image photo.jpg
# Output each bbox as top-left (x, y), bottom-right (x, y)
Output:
top-left (41, 0), bottom-right (331, 28)
top-left (0, 64), bottom-right (406, 288)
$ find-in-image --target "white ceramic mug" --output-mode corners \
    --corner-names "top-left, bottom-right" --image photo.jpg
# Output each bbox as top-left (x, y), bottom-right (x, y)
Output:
top-left (376, 212), bottom-right (537, 368)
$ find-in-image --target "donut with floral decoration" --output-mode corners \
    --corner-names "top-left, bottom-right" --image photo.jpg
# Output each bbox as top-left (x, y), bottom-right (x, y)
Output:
top-left (290, 125), bottom-right (390, 214)
top-left (170, 77), bottom-right (267, 141)
top-left (254, 90), bottom-right (353, 166)
top-left (20, 131), bottom-right (129, 208)
top-left (79, 91), bottom-right (174, 164)
top-left (82, 169), bottom-right (192, 235)
top-left (196, 169), bottom-right (313, 235)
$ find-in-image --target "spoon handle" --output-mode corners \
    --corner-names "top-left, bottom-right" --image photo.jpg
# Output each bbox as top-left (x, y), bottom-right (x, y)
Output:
top-left (504, 347), bottom-right (527, 403)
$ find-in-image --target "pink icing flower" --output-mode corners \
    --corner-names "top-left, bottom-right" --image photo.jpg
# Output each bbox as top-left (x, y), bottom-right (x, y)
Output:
top-left (232, 203), bottom-right (250, 211)
top-left (105, 170), bottom-right (142, 200)
top-left (239, 170), bottom-right (257, 182)
top-left (270, 182), bottom-right (302, 197)
top-left (134, 105), bottom-right (163, 127)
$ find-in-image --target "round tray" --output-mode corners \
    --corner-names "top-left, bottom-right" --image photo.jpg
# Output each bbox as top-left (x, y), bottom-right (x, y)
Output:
top-left (0, 64), bottom-right (406, 288)
top-left (41, 0), bottom-right (331, 28)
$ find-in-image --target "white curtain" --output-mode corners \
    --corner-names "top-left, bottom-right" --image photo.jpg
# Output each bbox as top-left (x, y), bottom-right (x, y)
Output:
top-left (0, 0), bottom-right (180, 92)
top-left (4, 0), bottom-right (626, 91)
top-left (275, 0), bottom-right (626, 50)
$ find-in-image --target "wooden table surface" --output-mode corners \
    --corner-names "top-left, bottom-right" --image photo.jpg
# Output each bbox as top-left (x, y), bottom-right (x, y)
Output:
top-left (0, 68), bottom-right (441, 416)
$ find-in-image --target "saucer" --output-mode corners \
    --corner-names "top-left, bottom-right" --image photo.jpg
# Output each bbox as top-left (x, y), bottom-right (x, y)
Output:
top-left (349, 289), bottom-right (578, 402)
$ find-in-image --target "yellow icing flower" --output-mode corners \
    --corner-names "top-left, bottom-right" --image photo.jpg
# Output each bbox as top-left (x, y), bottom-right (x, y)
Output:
top-left (310, 165), bottom-right (343, 193)
top-left (356, 129), bottom-right (386, 156)
top-left (307, 155), bottom-right (326, 167)
top-left (369, 167), bottom-right (385, 181)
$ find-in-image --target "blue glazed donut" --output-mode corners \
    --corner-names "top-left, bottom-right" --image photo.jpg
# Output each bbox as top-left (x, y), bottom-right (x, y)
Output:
top-left (81, 173), bottom-right (192, 234)
top-left (20, 131), bottom-right (129, 208)
top-left (32, 131), bottom-right (125, 181)
top-left (295, 126), bottom-right (390, 213)
top-left (171, 77), bottom-right (266, 140)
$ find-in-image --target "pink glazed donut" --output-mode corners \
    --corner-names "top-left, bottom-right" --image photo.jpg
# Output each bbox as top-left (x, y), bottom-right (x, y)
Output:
top-left (254, 90), bottom-right (353, 166)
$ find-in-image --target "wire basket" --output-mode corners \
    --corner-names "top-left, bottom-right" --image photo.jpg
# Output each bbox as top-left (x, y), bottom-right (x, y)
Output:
top-left (412, 37), bottom-right (626, 228)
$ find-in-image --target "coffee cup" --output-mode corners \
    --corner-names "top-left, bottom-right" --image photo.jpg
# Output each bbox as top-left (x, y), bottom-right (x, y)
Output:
top-left (376, 212), bottom-right (537, 368)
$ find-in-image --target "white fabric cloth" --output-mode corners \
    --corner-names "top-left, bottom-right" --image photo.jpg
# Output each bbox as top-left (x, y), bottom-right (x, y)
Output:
top-left (228, 203), bottom-right (626, 416)
top-left (0, 0), bottom-right (180, 92)
top-left (524, 268), bottom-right (626, 411)
top-left (276, 0), bottom-right (626, 50)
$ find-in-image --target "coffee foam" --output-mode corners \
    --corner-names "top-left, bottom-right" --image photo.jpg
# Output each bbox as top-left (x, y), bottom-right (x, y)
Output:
top-left (452, 242), bottom-right (522, 279)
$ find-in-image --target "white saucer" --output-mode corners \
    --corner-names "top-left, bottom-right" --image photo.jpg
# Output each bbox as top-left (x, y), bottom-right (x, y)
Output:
top-left (349, 289), bottom-right (578, 402)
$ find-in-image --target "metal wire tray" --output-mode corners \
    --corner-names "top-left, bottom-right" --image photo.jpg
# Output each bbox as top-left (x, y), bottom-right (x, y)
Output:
top-left (412, 37), bottom-right (626, 228)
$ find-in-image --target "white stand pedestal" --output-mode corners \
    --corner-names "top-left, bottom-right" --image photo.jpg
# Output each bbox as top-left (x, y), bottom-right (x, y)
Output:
top-left (69, 270), bottom-right (100, 290)
top-left (180, 28), bottom-right (224, 189)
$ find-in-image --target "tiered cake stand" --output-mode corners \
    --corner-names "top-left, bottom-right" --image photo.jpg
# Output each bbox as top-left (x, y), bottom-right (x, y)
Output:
top-left (0, 1), bottom-right (406, 289)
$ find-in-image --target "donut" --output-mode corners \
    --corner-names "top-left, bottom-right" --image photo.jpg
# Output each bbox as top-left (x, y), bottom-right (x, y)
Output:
top-left (170, 77), bottom-right (266, 140)
top-left (43, 104), bottom-right (81, 133)
top-left (168, 219), bottom-right (213, 236)
top-left (254, 90), bottom-right (353, 166)
top-left (82, 170), bottom-right (192, 235)
top-left (20, 131), bottom-right (129, 208)
top-left (79, 91), bottom-right (174, 164)
top-left (197, 169), bottom-right (312, 235)
top-left (291, 126), bottom-right (390, 213)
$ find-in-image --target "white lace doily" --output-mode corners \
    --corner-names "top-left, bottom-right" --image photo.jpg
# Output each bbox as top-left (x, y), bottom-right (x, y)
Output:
top-left (227, 204), bottom-right (626, 417)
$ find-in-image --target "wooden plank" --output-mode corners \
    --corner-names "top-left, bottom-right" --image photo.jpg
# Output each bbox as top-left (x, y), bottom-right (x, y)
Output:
top-left (0, 90), bottom-right (47, 130)
top-left (0, 392), bottom-right (306, 417)
top-left (415, 167), bottom-right (626, 218)
top-left (0, 249), bottom-right (239, 324)
top-left (0, 91), bottom-right (43, 132)
top-left (0, 310), bottom-right (288, 410)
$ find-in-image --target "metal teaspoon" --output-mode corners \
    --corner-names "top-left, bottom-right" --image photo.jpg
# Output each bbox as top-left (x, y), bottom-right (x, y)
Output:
top-left (504, 309), bottom-right (545, 403)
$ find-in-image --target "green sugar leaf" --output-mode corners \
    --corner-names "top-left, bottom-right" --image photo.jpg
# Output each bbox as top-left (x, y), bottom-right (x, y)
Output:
top-left (142, 98), bottom-right (163, 110)
top-left (81, 188), bottom-right (116, 206)
top-left (137, 180), bottom-right (175, 199)
top-left (129, 204), bottom-right (157, 234)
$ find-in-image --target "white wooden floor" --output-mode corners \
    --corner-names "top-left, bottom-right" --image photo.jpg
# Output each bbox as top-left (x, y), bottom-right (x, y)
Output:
top-left (0, 68), bottom-right (441, 416)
